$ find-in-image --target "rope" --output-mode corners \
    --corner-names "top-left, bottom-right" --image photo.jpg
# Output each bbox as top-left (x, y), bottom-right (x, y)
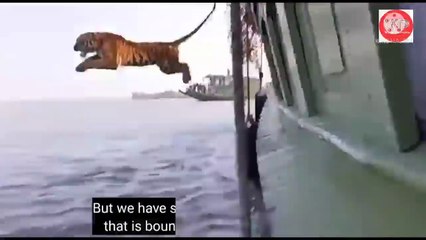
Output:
top-left (245, 3), bottom-right (251, 118)
top-left (259, 43), bottom-right (264, 89)
top-left (244, 3), bottom-right (265, 120)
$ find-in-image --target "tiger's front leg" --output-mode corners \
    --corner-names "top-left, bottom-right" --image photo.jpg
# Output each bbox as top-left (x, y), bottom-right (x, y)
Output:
top-left (76, 56), bottom-right (118, 72)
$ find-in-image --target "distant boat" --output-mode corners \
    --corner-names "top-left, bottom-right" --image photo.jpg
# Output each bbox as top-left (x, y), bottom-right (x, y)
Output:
top-left (181, 71), bottom-right (260, 102)
top-left (178, 89), bottom-right (233, 101)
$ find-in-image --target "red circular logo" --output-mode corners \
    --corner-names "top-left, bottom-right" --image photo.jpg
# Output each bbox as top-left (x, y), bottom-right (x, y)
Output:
top-left (379, 10), bottom-right (413, 43)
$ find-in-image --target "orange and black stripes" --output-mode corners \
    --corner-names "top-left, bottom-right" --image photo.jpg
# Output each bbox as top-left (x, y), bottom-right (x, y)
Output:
top-left (73, 3), bottom-right (216, 84)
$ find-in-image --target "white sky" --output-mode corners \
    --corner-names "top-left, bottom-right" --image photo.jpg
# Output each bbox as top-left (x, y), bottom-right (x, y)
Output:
top-left (0, 3), bottom-right (270, 101)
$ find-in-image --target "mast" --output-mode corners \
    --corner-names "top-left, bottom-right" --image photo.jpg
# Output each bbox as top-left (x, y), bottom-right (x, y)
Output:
top-left (230, 2), bottom-right (251, 237)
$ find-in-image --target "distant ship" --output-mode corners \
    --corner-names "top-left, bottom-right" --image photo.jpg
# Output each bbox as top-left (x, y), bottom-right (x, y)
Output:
top-left (179, 70), bottom-right (260, 102)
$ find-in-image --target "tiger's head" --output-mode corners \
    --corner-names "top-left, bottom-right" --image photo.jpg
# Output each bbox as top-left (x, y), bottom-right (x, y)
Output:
top-left (73, 32), bottom-right (102, 58)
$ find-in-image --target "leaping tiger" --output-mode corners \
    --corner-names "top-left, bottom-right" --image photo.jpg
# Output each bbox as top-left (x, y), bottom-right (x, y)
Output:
top-left (73, 3), bottom-right (216, 84)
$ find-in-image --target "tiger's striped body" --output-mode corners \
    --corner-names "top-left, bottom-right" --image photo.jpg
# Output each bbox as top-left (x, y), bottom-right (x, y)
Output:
top-left (73, 3), bottom-right (216, 84)
top-left (115, 39), bottom-right (178, 68)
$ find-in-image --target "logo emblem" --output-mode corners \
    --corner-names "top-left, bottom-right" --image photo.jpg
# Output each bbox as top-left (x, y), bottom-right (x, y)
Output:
top-left (378, 9), bottom-right (414, 43)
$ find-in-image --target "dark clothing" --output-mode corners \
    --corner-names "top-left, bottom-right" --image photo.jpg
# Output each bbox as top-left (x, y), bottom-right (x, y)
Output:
top-left (255, 91), bottom-right (268, 122)
top-left (247, 89), bottom-right (268, 189)
top-left (246, 88), bottom-right (271, 237)
top-left (247, 122), bottom-right (260, 185)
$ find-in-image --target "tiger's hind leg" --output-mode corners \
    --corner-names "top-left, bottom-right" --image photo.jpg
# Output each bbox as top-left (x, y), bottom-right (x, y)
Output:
top-left (157, 61), bottom-right (191, 84)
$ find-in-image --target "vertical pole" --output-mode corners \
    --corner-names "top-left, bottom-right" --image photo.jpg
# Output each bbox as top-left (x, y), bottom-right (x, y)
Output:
top-left (245, 3), bottom-right (251, 115)
top-left (231, 2), bottom-right (251, 237)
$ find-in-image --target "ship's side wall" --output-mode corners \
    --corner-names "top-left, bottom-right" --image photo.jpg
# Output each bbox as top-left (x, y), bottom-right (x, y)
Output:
top-left (256, 2), bottom-right (426, 178)
top-left (255, 84), bottom-right (426, 237)
top-left (254, 3), bottom-right (426, 236)
top-left (264, 3), bottom-right (420, 153)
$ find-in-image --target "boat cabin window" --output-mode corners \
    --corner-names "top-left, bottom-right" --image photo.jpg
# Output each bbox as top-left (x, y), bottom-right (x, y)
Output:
top-left (308, 3), bottom-right (345, 75)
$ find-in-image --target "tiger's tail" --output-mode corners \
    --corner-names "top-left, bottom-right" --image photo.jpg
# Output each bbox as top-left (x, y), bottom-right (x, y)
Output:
top-left (171, 3), bottom-right (216, 46)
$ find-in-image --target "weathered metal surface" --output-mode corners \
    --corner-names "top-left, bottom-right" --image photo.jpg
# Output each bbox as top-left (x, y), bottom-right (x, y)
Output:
top-left (251, 2), bottom-right (426, 237)
top-left (256, 90), bottom-right (426, 237)
top-left (266, 3), bottom-right (407, 153)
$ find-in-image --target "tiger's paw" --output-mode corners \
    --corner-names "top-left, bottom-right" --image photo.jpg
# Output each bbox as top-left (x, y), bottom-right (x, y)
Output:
top-left (182, 73), bottom-right (191, 84)
top-left (75, 64), bottom-right (86, 72)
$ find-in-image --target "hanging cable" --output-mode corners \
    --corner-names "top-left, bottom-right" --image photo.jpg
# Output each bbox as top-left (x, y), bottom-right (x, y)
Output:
top-left (245, 3), bottom-right (251, 119)
top-left (245, 2), bottom-right (265, 120)
top-left (259, 43), bottom-right (264, 89)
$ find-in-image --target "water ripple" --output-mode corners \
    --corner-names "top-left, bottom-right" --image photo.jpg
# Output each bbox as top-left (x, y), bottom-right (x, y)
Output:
top-left (0, 100), bottom-right (239, 237)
